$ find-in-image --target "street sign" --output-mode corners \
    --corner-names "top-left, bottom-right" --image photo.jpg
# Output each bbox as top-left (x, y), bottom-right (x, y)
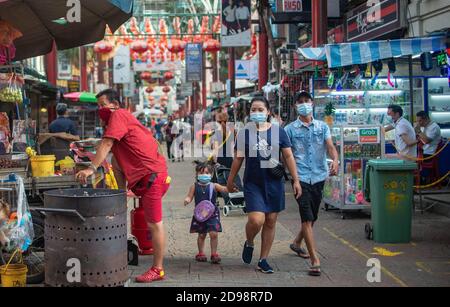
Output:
top-left (283, 0), bottom-right (303, 12)
top-left (185, 44), bottom-right (203, 82)
top-left (113, 45), bottom-right (131, 84)
top-left (235, 60), bottom-right (258, 80)
top-left (358, 127), bottom-right (380, 144)
top-left (179, 83), bottom-right (193, 97)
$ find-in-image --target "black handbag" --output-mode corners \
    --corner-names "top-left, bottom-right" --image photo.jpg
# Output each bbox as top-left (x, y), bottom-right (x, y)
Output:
top-left (268, 158), bottom-right (287, 180)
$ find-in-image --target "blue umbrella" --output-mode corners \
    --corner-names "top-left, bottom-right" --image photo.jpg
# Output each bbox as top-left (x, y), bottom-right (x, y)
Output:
top-left (0, 0), bottom-right (133, 60)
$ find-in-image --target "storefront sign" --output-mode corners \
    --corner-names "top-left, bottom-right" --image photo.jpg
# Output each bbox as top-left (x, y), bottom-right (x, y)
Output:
top-left (113, 45), bottom-right (131, 84)
top-left (436, 52), bottom-right (448, 67)
top-left (179, 83), bottom-right (193, 97)
top-left (283, 0), bottom-right (303, 12)
top-left (235, 60), bottom-right (258, 80)
top-left (346, 0), bottom-right (402, 42)
top-left (221, 0), bottom-right (252, 47)
top-left (185, 44), bottom-right (203, 82)
top-left (67, 80), bottom-right (80, 93)
top-left (272, 0), bottom-right (340, 24)
top-left (57, 51), bottom-right (72, 80)
top-left (133, 60), bottom-right (182, 72)
top-left (358, 127), bottom-right (380, 144)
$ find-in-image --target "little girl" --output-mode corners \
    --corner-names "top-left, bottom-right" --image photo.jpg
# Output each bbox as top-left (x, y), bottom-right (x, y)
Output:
top-left (184, 161), bottom-right (228, 264)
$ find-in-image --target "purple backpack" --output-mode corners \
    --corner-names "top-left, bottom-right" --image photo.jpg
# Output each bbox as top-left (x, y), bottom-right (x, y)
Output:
top-left (194, 184), bottom-right (216, 223)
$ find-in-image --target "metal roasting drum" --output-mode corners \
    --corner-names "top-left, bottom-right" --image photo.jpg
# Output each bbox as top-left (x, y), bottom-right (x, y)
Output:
top-left (41, 189), bottom-right (128, 287)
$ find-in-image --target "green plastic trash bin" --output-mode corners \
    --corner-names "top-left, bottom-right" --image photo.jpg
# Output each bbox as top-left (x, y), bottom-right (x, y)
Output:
top-left (364, 159), bottom-right (417, 243)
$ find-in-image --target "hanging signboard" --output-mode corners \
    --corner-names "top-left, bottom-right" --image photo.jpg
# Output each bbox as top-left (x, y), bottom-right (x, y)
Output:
top-left (113, 45), bottom-right (131, 84)
top-left (235, 60), bottom-right (258, 80)
top-left (283, 0), bottom-right (303, 12)
top-left (185, 44), bottom-right (203, 82)
top-left (221, 0), bottom-right (252, 47)
top-left (133, 60), bottom-right (182, 72)
top-left (358, 127), bottom-right (380, 144)
top-left (271, 0), bottom-right (341, 24)
top-left (346, 0), bottom-right (403, 42)
top-left (57, 51), bottom-right (72, 80)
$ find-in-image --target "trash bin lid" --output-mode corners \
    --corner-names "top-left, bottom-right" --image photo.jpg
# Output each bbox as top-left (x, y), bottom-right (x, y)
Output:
top-left (368, 159), bottom-right (417, 171)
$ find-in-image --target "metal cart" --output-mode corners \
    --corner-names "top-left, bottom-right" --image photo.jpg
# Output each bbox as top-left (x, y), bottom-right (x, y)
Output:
top-left (323, 125), bottom-right (386, 219)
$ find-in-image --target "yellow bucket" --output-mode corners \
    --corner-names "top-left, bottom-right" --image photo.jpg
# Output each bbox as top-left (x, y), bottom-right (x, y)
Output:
top-left (30, 155), bottom-right (56, 177)
top-left (0, 250), bottom-right (27, 287)
top-left (0, 264), bottom-right (28, 287)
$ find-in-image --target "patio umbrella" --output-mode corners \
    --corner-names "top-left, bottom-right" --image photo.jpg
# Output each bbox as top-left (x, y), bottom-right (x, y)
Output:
top-left (64, 92), bottom-right (97, 103)
top-left (0, 0), bottom-right (133, 60)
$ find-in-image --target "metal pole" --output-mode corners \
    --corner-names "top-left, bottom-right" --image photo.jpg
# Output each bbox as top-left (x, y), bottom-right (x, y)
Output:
top-left (258, 21), bottom-right (269, 90)
top-left (409, 55), bottom-right (414, 121)
top-left (228, 48), bottom-right (236, 97)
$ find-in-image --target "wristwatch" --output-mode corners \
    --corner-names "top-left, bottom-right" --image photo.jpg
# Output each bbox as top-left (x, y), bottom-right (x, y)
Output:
top-left (88, 164), bottom-right (98, 173)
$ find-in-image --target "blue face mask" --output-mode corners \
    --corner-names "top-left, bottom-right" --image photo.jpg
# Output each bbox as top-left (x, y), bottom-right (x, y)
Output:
top-left (250, 112), bottom-right (268, 123)
top-left (197, 174), bottom-right (212, 184)
top-left (296, 103), bottom-right (313, 116)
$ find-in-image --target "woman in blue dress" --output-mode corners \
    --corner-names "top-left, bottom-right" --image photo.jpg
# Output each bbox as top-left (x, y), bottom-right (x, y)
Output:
top-left (227, 97), bottom-right (302, 273)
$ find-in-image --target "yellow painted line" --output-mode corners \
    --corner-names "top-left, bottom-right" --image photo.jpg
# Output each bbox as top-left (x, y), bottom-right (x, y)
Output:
top-left (416, 262), bottom-right (432, 274)
top-left (372, 247), bottom-right (403, 257)
top-left (323, 227), bottom-right (408, 287)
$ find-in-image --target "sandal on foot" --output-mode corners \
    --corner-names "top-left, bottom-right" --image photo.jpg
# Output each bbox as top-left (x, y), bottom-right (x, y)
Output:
top-left (195, 253), bottom-right (207, 262)
top-left (308, 265), bottom-right (321, 277)
top-left (211, 253), bottom-right (221, 264)
top-left (289, 244), bottom-right (310, 259)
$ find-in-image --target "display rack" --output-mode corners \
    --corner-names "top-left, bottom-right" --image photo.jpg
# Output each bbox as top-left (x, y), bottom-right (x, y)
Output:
top-left (427, 77), bottom-right (450, 138)
top-left (323, 125), bottom-right (385, 219)
top-left (313, 77), bottom-right (425, 141)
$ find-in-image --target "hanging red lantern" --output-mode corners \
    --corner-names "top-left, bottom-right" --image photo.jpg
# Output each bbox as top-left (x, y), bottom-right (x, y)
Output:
top-left (140, 72), bottom-right (152, 81)
top-left (145, 86), bottom-right (154, 93)
top-left (168, 39), bottom-right (186, 54)
top-left (162, 86), bottom-right (171, 93)
top-left (131, 40), bottom-right (149, 54)
top-left (203, 39), bottom-right (221, 53)
top-left (94, 40), bottom-right (114, 54)
top-left (164, 71), bottom-right (174, 80)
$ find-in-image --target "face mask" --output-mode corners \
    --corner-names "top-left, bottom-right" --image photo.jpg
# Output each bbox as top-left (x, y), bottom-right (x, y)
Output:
top-left (250, 112), bottom-right (268, 123)
top-left (296, 103), bottom-right (313, 117)
top-left (197, 174), bottom-right (212, 184)
top-left (98, 107), bottom-right (115, 125)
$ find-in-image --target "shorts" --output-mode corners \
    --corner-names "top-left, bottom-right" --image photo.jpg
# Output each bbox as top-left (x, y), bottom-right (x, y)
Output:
top-left (296, 181), bottom-right (325, 223)
top-left (131, 173), bottom-right (171, 223)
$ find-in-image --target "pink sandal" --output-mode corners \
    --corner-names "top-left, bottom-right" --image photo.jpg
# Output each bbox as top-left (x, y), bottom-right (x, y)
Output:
top-left (211, 253), bottom-right (221, 264)
top-left (195, 253), bottom-right (207, 262)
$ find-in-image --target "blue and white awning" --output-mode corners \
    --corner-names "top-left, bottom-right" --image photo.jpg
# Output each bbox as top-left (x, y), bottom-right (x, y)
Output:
top-left (296, 36), bottom-right (447, 68)
top-left (325, 36), bottom-right (447, 68)
top-left (297, 47), bottom-right (327, 61)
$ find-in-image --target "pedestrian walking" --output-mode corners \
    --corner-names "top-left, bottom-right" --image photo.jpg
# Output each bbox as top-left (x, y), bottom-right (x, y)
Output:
top-left (227, 97), bottom-right (301, 274)
top-left (76, 89), bottom-right (171, 283)
top-left (164, 117), bottom-right (175, 162)
top-left (184, 161), bottom-right (228, 264)
top-left (284, 91), bottom-right (339, 277)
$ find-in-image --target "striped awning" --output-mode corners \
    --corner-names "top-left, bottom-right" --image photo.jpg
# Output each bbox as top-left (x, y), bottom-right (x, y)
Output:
top-left (296, 36), bottom-right (447, 68)
top-left (325, 36), bottom-right (447, 68)
top-left (297, 47), bottom-right (327, 61)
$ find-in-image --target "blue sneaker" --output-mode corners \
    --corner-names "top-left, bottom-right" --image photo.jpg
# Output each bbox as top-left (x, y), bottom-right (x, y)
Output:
top-left (242, 241), bottom-right (254, 264)
top-left (257, 259), bottom-right (274, 274)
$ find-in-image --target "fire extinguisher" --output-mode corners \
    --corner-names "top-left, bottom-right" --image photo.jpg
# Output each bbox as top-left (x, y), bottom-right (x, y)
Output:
top-left (130, 200), bottom-right (153, 255)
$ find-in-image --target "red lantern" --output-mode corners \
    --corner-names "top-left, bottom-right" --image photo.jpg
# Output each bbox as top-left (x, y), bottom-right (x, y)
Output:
top-left (141, 72), bottom-right (152, 81)
top-left (162, 86), bottom-right (171, 93)
top-left (145, 86), bottom-right (154, 94)
top-left (131, 40), bottom-right (149, 54)
top-left (168, 39), bottom-right (186, 54)
top-left (94, 40), bottom-right (114, 54)
top-left (164, 71), bottom-right (174, 80)
top-left (203, 39), bottom-right (221, 53)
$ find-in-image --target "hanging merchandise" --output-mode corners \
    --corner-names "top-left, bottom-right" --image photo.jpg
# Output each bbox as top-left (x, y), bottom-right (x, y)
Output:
top-left (327, 71), bottom-right (335, 89)
top-left (371, 60), bottom-right (383, 86)
top-left (387, 58), bottom-right (397, 88)
top-left (421, 52), bottom-right (433, 71)
top-left (0, 73), bottom-right (24, 104)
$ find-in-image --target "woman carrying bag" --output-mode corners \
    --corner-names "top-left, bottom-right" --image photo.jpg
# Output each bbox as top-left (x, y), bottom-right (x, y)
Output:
top-left (227, 97), bottom-right (301, 274)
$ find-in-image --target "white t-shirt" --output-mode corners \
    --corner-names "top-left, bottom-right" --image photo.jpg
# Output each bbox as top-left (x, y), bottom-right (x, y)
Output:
top-left (422, 121), bottom-right (441, 155)
top-left (223, 6), bottom-right (236, 23)
top-left (393, 117), bottom-right (417, 158)
top-left (236, 6), bottom-right (250, 20)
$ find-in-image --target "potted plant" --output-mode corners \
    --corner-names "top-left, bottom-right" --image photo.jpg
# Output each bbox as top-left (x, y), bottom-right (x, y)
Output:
top-left (324, 101), bottom-right (336, 127)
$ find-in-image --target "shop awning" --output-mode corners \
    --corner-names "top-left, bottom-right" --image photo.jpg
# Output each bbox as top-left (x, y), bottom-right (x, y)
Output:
top-left (64, 92), bottom-right (97, 104)
top-left (296, 47), bottom-right (327, 61)
top-left (297, 36), bottom-right (447, 68)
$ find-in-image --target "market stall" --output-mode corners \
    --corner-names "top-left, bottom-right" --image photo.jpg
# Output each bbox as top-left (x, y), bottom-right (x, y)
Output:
top-left (63, 92), bottom-right (99, 140)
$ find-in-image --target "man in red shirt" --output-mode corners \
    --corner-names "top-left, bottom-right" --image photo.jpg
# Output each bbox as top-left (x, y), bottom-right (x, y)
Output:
top-left (76, 89), bottom-right (170, 283)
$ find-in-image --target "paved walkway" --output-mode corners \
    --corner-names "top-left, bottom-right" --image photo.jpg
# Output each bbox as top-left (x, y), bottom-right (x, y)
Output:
top-left (129, 159), bottom-right (450, 287)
